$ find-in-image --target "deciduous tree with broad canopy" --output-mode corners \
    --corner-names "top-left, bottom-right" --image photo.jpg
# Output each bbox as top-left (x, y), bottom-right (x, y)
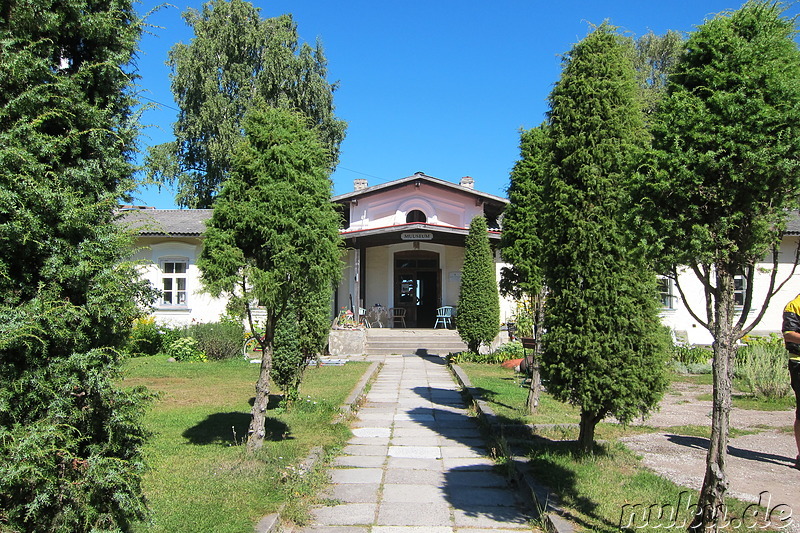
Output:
top-left (0, 1), bottom-right (155, 530)
top-left (198, 106), bottom-right (342, 451)
top-left (540, 23), bottom-right (670, 452)
top-left (457, 216), bottom-right (500, 354)
top-left (146, 0), bottom-right (346, 208)
top-left (638, 2), bottom-right (800, 528)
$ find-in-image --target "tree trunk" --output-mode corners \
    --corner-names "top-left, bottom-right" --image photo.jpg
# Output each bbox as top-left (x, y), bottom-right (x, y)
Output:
top-left (526, 290), bottom-right (546, 414)
top-left (690, 267), bottom-right (736, 531)
top-left (578, 409), bottom-right (601, 453)
top-left (526, 359), bottom-right (541, 413)
top-left (247, 344), bottom-right (273, 451)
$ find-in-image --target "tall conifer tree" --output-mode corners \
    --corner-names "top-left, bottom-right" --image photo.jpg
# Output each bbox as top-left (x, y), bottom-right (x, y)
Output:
top-left (541, 24), bottom-right (669, 452)
top-left (0, 1), bottom-right (153, 530)
top-left (457, 216), bottom-right (501, 353)
top-left (198, 106), bottom-right (342, 451)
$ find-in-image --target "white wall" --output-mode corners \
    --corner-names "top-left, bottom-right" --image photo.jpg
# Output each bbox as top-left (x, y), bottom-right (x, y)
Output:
top-left (664, 236), bottom-right (800, 344)
top-left (133, 237), bottom-right (227, 326)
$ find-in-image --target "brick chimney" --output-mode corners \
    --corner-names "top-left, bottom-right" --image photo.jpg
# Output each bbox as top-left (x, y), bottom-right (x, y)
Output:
top-left (459, 176), bottom-right (474, 189)
top-left (354, 178), bottom-right (368, 191)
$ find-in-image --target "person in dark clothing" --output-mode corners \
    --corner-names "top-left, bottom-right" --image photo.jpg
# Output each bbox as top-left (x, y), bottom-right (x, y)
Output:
top-left (780, 294), bottom-right (800, 470)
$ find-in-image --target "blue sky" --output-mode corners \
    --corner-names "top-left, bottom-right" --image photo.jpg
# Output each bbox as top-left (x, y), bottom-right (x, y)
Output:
top-left (131, 0), bottom-right (795, 208)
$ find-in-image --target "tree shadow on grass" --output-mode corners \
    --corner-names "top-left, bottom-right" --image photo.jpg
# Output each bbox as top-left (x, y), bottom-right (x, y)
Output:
top-left (525, 438), bottom-right (626, 532)
top-left (183, 411), bottom-right (291, 445)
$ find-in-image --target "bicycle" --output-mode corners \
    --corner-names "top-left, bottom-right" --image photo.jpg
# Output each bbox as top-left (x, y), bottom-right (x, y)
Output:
top-left (243, 334), bottom-right (265, 361)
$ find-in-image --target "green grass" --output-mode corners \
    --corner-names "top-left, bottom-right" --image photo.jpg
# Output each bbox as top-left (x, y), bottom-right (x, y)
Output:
top-left (121, 356), bottom-right (370, 533)
top-left (456, 362), bottom-right (775, 532)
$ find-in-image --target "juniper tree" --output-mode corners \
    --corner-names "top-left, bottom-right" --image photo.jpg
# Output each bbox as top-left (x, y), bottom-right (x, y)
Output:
top-left (457, 216), bottom-right (501, 353)
top-left (146, 0), bottom-right (346, 208)
top-left (640, 2), bottom-right (800, 527)
top-left (500, 125), bottom-right (550, 413)
top-left (0, 1), bottom-right (154, 530)
top-left (541, 23), bottom-right (669, 452)
top-left (198, 106), bottom-right (342, 451)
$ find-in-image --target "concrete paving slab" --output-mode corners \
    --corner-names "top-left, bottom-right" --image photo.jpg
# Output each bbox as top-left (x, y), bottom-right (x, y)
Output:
top-left (330, 468), bottom-right (384, 484)
top-left (372, 526), bottom-right (453, 533)
top-left (452, 507), bottom-right (531, 529)
top-left (381, 483), bottom-right (447, 503)
top-left (347, 436), bottom-right (391, 446)
top-left (445, 470), bottom-right (509, 488)
top-left (384, 468), bottom-right (445, 485)
top-left (377, 501), bottom-right (452, 526)
top-left (390, 436), bottom-right (441, 446)
top-left (311, 503), bottom-right (377, 526)
top-left (440, 445), bottom-right (488, 458)
top-left (333, 455), bottom-right (385, 468)
top-left (341, 444), bottom-right (389, 456)
top-left (294, 526), bottom-right (369, 533)
top-left (385, 457), bottom-right (445, 470)
top-left (321, 483), bottom-right (381, 503)
top-left (446, 487), bottom-right (521, 506)
top-left (387, 445), bottom-right (442, 459)
top-left (441, 457), bottom-right (495, 471)
top-left (392, 426), bottom-right (444, 438)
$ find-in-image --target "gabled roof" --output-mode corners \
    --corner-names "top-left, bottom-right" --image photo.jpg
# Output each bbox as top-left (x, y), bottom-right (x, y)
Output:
top-left (785, 211), bottom-right (800, 235)
top-left (117, 208), bottom-right (213, 236)
top-left (331, 172), bottom-right (509, 207)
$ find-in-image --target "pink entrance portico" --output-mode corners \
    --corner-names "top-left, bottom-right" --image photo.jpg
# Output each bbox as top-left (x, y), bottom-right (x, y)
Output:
top-left (332, 172), bottom-right (510, 328)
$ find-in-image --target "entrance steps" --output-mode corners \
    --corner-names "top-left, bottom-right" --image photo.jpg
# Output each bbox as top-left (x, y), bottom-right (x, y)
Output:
top-left (364, 328), bottom-right (467, 356)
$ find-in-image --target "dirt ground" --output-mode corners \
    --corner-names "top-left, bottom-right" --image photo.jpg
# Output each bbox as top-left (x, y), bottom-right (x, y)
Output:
top-left (620, 379), bottom-right (799, 530)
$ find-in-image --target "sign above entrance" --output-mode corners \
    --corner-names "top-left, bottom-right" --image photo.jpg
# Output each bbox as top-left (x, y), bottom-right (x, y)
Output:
top-left (401, 232), bottom-right (433, 241)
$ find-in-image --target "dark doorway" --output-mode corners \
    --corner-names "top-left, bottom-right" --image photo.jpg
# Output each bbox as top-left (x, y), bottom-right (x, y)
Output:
top-left (394, 251), bottom-right (441, 328)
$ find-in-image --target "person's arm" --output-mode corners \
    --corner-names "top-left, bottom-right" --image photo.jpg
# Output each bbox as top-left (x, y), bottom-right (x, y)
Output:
top-left (785, 330), bottom-right (800, 344)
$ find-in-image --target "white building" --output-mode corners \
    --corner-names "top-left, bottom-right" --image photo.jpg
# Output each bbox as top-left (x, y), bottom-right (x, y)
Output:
top-left (119, 173), bottom-right (800, 345)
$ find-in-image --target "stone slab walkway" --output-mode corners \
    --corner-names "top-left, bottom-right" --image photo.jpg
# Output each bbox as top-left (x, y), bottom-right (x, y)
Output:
top-left (296, 354), bottom-right (535, 533)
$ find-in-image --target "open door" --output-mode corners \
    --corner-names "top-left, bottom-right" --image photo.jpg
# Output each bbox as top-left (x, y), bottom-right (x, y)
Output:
top-left (394, 251), bottom-right (440, 328)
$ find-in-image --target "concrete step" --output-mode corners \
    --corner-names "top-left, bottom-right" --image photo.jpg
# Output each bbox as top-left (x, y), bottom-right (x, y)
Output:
top-left (364, 328), bottom-right (466, 355)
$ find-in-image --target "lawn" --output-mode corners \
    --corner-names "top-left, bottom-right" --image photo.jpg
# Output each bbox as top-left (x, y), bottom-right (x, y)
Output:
top-left (120, 356), bottom-right (370, 533)
top-left (457, 362), bottom-right (771, 532)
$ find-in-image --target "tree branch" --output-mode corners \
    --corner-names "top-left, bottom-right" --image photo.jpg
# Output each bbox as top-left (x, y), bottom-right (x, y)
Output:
top-left (673, 266), bottom-right (710, 330)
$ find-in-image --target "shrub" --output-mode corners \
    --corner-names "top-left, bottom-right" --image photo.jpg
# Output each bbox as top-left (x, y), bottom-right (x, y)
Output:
top-left (735, 344), bottom-right (791, 400)
top-left (673, 343), bottom-right (710, 365)
top-left (184, 318), bottom-right (243, 360)
top-left (166, 337), bottom-right (207, 363)
top-left (494, 341), bottom-right (525, 360)
top-left (448, 350), bottom-right (506, 365)
top-left (126, 316), bottom-right (163, 356)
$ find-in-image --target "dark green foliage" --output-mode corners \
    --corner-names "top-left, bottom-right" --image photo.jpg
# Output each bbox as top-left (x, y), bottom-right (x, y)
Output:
top-left (0, 1), bottom-right (154, 530)
top-left (457, 216), bottom-right (501, 353)
top-left (640, 5), bottom-right (800, 520)
top-left (198, 106), bottom-right (342, 450)
top-left (271, 310), bottom-right (305, 403)
top-left (500, 125), bottom-right (549, 300)
top-left (184, 318), bottom-right (244, 360)
top-left (540, 23), bottom-right (670, 451)
top-left (126, 317), bottom-right (165, 356)
top-left (644, 1), bottom-right (800, 272)
top-left (146, 0), bottom-right (347, 208)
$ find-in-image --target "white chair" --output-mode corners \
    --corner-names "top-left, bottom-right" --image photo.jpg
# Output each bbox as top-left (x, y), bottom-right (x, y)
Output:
top-left (434, 306), bottom-right (454, 329)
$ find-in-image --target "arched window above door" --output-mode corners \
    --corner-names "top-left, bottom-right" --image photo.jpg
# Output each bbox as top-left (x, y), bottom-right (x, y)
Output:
top-left (406, 209), bottom-right (427, 223)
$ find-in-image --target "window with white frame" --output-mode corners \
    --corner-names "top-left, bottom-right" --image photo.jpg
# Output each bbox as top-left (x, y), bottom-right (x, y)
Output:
top-left (657, 276), bottom-right (675, 309)
top-left (734, 274), bottom-right (746, 307)
top-left (160, 260), bottom-right (188, 306)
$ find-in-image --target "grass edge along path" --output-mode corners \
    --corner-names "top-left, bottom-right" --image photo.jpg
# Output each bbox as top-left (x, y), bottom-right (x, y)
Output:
top-left (454, 362), bottom-right (784, 533)
top-left (120, 356), bottom-right (372, 533)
